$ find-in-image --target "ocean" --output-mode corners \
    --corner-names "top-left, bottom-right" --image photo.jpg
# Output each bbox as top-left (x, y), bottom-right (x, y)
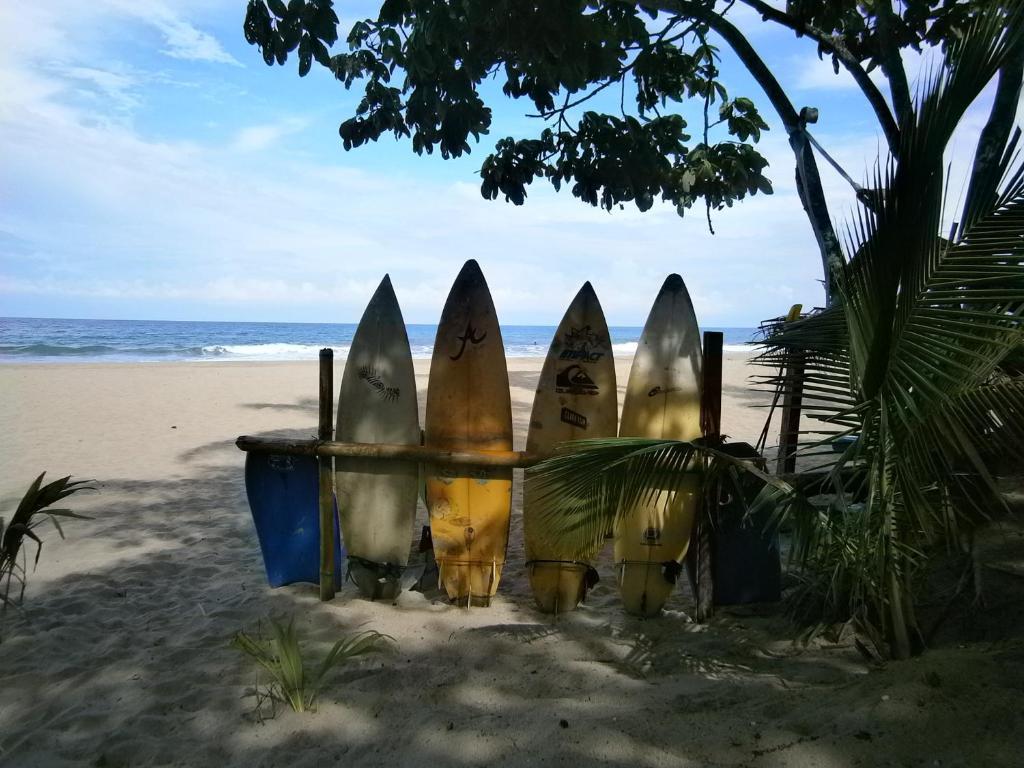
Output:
top-left (0, 317), bottom-right (760, 363)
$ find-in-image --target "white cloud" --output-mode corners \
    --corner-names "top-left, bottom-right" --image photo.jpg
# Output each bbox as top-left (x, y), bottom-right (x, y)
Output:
top-left (0, 1), bottom-right (240, 69)
top-left (151, 16), bottom-right (241, 66)
top-left (4, 0), bottom-right (1008, 327)
top-left (64, 66), bottom-right (141, 113)
top-left (99, 0), bottom-right (240, 65)
top-left (232, 117), bottom-right (311, 152)
top-left (0, 80), bottom-right (826, 325)
top-left (794, 56), bottom-right (865, 92)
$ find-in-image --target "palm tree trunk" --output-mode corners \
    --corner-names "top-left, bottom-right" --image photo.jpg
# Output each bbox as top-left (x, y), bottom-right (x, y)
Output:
top-left (887, 567), bottom-right (912, 660)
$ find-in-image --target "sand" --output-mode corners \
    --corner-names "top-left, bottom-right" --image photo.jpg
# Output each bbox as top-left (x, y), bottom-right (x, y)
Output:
top-left (1, 354), bottom-right (1022, 767)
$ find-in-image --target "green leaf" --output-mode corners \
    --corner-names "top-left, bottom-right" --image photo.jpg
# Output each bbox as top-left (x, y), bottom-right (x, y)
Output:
top-left (268, 0), bottom-right (287, 19)
top-left (232, 618), bottom-right (393, 713)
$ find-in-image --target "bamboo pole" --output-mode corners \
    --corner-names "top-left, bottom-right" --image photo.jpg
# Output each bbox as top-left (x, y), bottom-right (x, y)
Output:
top-left (318, 349), bottom-right (336, 601)
top-left (236, 435), bottom-right (546, 469)
top-left (776, 305), bottom-right (805, 476)
top-left (690, 330), bottom-right (723, 622)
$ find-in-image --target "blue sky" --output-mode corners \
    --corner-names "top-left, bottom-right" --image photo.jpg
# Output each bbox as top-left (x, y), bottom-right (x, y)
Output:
top-left (0, 1), bottom-right (1010, 326)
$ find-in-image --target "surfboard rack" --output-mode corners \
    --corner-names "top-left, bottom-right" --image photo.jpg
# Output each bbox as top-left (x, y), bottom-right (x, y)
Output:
top-left (239, 326), bottom-right (727, 608)
top-left (235, 435), bottom-right (546, 469)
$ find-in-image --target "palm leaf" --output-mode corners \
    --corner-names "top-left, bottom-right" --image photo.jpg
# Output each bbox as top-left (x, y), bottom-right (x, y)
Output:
top-left (2, 472), bottom-right (94, 623)
top-left (529, 437), bottom-right (798, 560)
top-left (232, 618), bottom-right (393, 713)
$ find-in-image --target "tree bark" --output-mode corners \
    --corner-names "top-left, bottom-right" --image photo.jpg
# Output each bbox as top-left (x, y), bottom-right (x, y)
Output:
top-left (962, 43), bottom-right (1024, 229)
top-left (873, 2), bottom-right (913, 130)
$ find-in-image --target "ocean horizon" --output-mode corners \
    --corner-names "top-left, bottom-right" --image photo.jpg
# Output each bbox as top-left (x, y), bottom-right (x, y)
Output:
top-left (0, 316), bottom-right (762, 363)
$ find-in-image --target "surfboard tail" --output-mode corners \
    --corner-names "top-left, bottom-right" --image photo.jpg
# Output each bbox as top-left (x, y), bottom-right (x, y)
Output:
top-left (527, 561), bottom-right (592, 614)
top-left (436, 558), bottom-right (504, 606)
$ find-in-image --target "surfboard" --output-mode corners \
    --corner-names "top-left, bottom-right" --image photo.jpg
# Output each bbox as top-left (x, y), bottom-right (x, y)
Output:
top-left (244, 452), bottom-right (344, 588)
top-left (425, 259), bottom-right (513, 606)
top-left (524, 282), bottom-right (618, 613)
top-left (615, 274), bottom-right (703, 617)
top-left (335, 275), bottom-right (420, 600)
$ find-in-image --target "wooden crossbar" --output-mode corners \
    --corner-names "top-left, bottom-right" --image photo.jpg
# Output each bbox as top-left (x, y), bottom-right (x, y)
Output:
top-left (236, 435), bottom-right (546, 469)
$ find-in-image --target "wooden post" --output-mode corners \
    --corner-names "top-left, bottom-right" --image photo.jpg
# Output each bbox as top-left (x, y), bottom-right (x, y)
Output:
top-left (776, 305), bottom-right (804, 476)
top-left (690, 331), bottom-right (723, 622)
top-left (318, 348), bottom-right (336, 601)
top-left (702, 331), bottom-right (723, 444)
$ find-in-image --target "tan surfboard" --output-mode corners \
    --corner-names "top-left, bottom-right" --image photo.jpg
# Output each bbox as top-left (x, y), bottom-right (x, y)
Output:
top-left (425, 260), bottom-right (513, 606)
top-left (336, 275), bottom-right (420, 600)
top-left (524, 282), bottom-right (618, 613)
top-left (615, 274), bottom-right (703, 617)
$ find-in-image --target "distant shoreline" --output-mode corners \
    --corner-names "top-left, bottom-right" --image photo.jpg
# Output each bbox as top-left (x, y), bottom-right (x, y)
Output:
top-left (0, 348), bottom-right (759, 368)
top-left (0, 316), bottom-right (763, 364)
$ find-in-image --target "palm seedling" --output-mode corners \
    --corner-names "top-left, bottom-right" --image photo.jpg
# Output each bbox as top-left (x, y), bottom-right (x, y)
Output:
top-left (1, 472), bottom-right (94, 618)
top-left (231, 616), bottom-right (394, 713)
top-left (528, 3), bottom-right (1024, 659)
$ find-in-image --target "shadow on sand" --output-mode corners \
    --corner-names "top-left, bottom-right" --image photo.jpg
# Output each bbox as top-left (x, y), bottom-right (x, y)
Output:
top-left (1, 440), bottom-right (1023, 768)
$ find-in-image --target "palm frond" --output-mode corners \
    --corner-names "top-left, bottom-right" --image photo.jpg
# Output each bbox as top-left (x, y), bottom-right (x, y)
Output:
top-left (529, 437), bottom-right (797, 560)
top-left (2, 473), bottom-right (94, 624)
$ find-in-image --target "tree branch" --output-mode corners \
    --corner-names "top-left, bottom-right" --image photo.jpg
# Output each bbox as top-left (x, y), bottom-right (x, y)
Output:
top-left (961, 39), bottom-right (1024, 231)
top-left (738, 0), bottom-right (900, 154)
top-left (874, 1), bottom-right (913, 129)
top-left (636, 0), bottom-right (844, 301)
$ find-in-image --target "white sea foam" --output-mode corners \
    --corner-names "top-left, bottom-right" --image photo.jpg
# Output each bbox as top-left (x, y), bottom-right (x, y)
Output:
top-left (200, 343), bottom-right (351, 360)
top-left (194, 340), bottom-right (753, 362)
top-left (505, 344), bottom-right (548, 357)
top-left (609, 341), bottom-right (753, 358)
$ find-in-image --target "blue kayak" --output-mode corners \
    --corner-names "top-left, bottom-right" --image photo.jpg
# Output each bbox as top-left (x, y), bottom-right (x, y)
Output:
top-left (244, 452), bottom-right (344, 588)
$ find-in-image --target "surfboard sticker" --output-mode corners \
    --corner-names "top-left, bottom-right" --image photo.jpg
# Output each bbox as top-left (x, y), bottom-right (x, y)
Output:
top-left (555, 364), bottom-right (600, 395)
top-left (558, 325), bottom-right (606, 362)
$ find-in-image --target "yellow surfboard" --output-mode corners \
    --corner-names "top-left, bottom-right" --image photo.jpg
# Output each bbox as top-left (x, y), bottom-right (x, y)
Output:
top-left (615, 274), bottom-right (703, 617)
top-left (425, 260), bottom-right (513, 606)
top-left (524, 282), bottom-right (618, 613)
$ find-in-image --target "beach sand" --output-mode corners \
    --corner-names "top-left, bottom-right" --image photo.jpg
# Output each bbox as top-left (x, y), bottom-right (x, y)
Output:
top-left (1, 354), bottom-right (1022, 767)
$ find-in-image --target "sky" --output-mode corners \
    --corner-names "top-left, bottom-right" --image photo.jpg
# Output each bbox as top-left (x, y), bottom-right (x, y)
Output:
top-left (0, 1), bottom-right (1012, 327)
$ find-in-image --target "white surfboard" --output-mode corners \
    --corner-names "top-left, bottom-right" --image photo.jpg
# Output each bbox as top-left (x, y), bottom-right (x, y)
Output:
top-left (335, 275), bottom-right (420, 600)
top-left (615, 274), bottom-right (703, 617)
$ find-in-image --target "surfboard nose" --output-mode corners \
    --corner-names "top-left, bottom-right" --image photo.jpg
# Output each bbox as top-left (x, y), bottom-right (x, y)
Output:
top-left (661, 273), bottom-right (685, 293)
top-left (456, 259), bottom-right (484, 282)
top-left (364, 274), bottom-right (403, 322)
top-left (372, 274), bottom-right (395, 296)
top-left (445, 260), bottom-right (494, 315)
top-left (575, 280), bottom-right (597, 302)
